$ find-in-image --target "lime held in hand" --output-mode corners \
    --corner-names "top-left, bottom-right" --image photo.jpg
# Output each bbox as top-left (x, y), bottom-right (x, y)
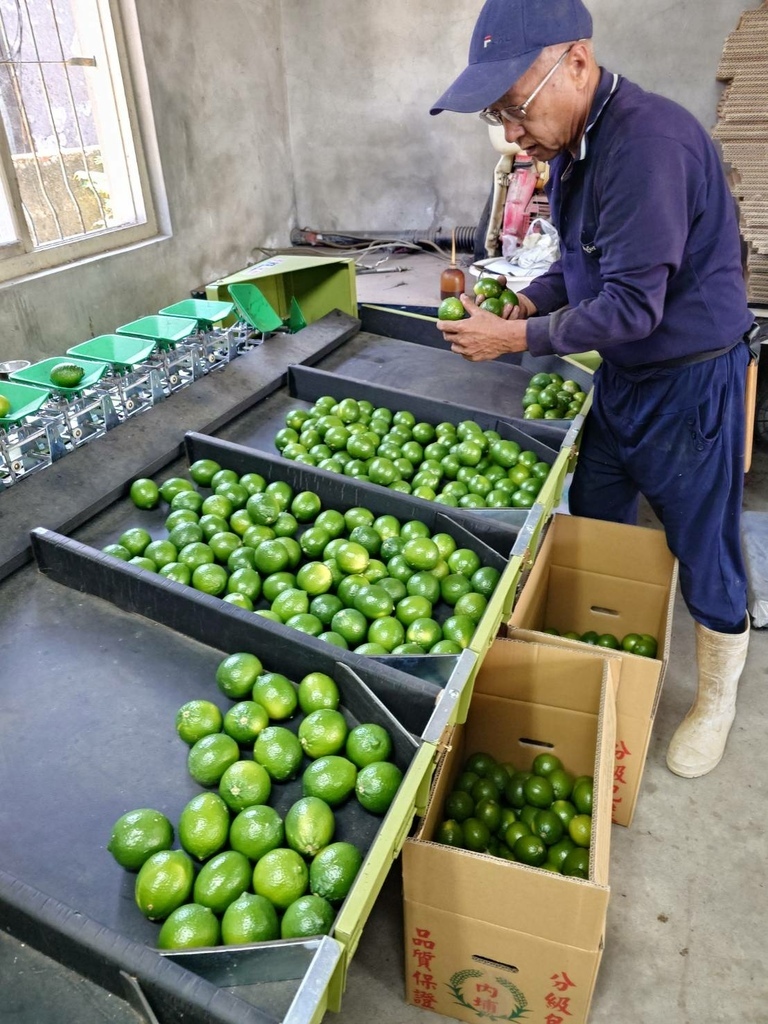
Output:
top-left (437, 297), bottom-right (465, 321)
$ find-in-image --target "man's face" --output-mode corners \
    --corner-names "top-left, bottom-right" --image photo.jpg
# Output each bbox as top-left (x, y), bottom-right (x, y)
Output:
top-left (492, 47), bottom-right (582, 161)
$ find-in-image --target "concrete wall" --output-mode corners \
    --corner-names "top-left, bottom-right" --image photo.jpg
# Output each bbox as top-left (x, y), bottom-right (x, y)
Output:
top-left (0, 0), bottom-right (759, 360)
top-left (285, 0), bottom-right (761, 233)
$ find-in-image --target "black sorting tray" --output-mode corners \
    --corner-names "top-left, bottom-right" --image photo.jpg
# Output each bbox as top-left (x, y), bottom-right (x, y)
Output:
top-left (1, 542), bottom-right (431, 1023)
top-left (350, 304), bottom-right (595, 430)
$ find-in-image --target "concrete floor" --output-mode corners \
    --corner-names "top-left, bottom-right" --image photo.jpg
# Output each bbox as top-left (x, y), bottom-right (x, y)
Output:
top-left (4, 252), bottom-right (768, 1024)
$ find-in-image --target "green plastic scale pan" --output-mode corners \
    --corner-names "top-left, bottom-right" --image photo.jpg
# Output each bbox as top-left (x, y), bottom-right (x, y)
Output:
top-left (116, 315), bottom-right (198, 350)
top-left (0, 380), bottom-right (52, 425)
top-left (10, 356), bottom-right (110, 396)
top-left (227, 282), bottom-right (307, 334)
top-left (67, 335), bottom-right (157, 373)
top-left (158, 299), bottom-right (234, 330)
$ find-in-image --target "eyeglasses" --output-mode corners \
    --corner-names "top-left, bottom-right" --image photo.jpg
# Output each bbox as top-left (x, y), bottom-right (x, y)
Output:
top-left (479, 45), bottom-right (574, 125)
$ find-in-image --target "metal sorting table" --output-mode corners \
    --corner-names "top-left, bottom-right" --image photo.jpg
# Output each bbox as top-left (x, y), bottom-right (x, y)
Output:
top-left (0, 306), bottom-right (594, 1024)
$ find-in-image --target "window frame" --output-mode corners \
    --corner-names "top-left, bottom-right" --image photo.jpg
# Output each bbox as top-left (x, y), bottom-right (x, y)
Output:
top-left (0, 0), bottom-right (166, 284)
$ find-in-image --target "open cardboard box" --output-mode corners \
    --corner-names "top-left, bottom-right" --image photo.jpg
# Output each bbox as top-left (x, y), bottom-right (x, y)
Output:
top-left (403, 639), bottom-right (616, 1024)
top-left (506, 514), bottom-right (677, 826)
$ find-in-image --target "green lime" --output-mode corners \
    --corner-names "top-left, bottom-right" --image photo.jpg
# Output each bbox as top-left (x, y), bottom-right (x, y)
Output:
top-left (191, 563), bottom-right (228, 595)
top-left (309, 841), bottom-right (363, 903)
top-left (135, 850), bottom-right (194, 921)
top-left (223, 700), bottom-right (269, 744)
top-left (193, 850), bottom-right (252, 914)
top-left (441, 614), bottom-right (475, 649)
top-left (281, 894), bottom-right (335, 939)
top-left (298, 672), bottom-right (340, 713)
top-left (355, 761), bottom-right (403, 814)
top-left (299, 709), bottom-right (349, 758)
top-left (445, 790), bottom-right (474, 823)
top-left (532, 808), bottom-right (565, 846)
top-left (175, 700), bottom-right (223, 745)
top-left (262, 571), bottom-right (296, 602)
top-left (107, 808), bottom-right (174, 871)
top-left (331, 607), bottom-right (369, 646)
top-left (252, 848), bottom-right (309, 910)
top-left (367, 615), bottom-right (405, 651)
top-left (473, 277), bottom-right (503, 300)
top-left (144, 539), bottom-right (178, 569)
top-left (345, 723), bottom-right (392, 768)
top-left (562, 846), bottom-right (590, 878)
top-left (290, 492), bottom-right (322, 523)
top-left (227, 567), bottom-right (262, 601)
top-left (271, 587), bottom-right (310, 622)
top-left (178, 792), bottom-right (230, 861)
top-left (253, 726), bottom-right (303, 781)
top-left (177, 541), bottom-right (214, 569)
top-left (129, 478), bottom-right (160, 509)
top-left (187, 733), bottom-right (240, 786)
top-left (296, 561), bottom-right (334, 596)
top-left (221, 892), bottom-right (279, 944)
top-left (513, 834), bottom-right (547, 867)
top-left (189, 459), bottom-right (222, 486)
top-left (216, 651), bottom-right (263, 699)
top-left (572, 776), bottom-right (593, 815)
top-left (394, 595), bottom-right (432, 626)
top-left (302, 755), bottom-right (357, 806)
top-left (229, 804), bottom-right (284, 861)
top-left (285, 796), bottom-right (336, 857)
top-left (218, 759), bottom-right (272, 812)
top-left (463, 817), bottom-right (491, 852)
top-left (159, 561), bottom-right (192, 585)
top-left (251, 672), bottom-right (298, 720)
top-left (118, 527), bottom-right (152, 557)
top-left (157, 903), bottom-right (220, 949)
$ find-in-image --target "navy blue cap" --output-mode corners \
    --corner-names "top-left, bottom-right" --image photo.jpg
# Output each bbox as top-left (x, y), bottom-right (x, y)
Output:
top-left (430, 0), bottom-right (593, 114)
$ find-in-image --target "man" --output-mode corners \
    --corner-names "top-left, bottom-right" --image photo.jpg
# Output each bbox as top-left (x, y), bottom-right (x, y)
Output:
top-left (432, 0), bottom-right (755, 779)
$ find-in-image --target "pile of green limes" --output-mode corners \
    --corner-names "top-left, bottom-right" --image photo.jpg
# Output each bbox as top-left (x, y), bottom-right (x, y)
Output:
top-left (521, 371), bottom-right (587, 421)
top-left (108, 654), bottom-right (404, 949)
top-left (274, 397), bottom-right (553, 511)
top-left (434, 749), bottom-right (593, 877)
top-left (112, 463), bottom-right (503, 656)
top-left (544, 627), bottom-right (658, 659)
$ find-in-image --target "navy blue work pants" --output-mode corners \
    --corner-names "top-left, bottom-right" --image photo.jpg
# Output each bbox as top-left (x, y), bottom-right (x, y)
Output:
top-left (568, 342), bottom-right (749, 633)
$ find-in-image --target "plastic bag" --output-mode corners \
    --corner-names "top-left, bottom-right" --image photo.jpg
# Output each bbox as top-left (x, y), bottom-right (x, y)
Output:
top-left (502, 217), bottom-right (561, 276)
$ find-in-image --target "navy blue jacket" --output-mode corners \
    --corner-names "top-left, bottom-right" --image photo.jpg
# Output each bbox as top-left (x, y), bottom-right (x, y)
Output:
top-left (525, 69), bottom-right (752, 367)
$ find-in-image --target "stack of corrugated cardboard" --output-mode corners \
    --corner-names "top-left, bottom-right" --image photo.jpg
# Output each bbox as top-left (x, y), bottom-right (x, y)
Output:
top-left (713, 2), bottom-right (768, 304)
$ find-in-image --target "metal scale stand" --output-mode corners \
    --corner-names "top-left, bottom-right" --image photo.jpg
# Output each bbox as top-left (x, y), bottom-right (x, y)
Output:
top-left (0, 411), bottom-right (68, 487)
top-left (44, 386), bottom-right (121, 448)
top-left (104, 364), bottom-right (166, 419)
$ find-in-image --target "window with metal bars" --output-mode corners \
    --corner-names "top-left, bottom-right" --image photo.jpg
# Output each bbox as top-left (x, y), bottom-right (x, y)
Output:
top-left (0, 0), bottom-right (159, 280)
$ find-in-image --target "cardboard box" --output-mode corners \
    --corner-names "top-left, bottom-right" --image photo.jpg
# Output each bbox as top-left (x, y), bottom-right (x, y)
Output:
top-left (507, 514), bottom-right (677, 827)
top-left (205, 253), bottom-right (357, 325)
top-left (403, 639), bottom-right (616, 1024)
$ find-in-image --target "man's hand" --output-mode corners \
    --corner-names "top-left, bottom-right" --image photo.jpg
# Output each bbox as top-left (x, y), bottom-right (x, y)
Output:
top-left (436, 289), bottom-right (533, 362)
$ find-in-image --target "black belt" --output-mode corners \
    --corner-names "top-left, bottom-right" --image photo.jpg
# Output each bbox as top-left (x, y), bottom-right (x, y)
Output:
top-left (628, 328), bottom-right (757, 371)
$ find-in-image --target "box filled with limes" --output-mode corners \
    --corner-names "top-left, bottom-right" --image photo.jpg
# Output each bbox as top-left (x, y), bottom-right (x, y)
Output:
top-left (402, 638), bottom-right (616, 1024)
top-left (506, 513), bottom-right (678, 827)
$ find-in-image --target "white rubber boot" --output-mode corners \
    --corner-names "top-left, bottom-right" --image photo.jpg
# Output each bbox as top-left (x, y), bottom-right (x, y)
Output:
top-left (666, 619), bottom-right (749, 778)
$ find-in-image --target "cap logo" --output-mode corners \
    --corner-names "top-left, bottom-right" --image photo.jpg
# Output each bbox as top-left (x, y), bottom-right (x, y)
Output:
top-left (483, 34), bottom-right (492, 47)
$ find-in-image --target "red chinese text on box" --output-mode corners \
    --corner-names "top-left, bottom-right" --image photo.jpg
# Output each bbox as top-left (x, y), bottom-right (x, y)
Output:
top-left (411, 928), bottom-right (437, 994)
top-left (543, 970), bottom-right (576, 1023)
top-left (612, 739), bottom-right (632, 813)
